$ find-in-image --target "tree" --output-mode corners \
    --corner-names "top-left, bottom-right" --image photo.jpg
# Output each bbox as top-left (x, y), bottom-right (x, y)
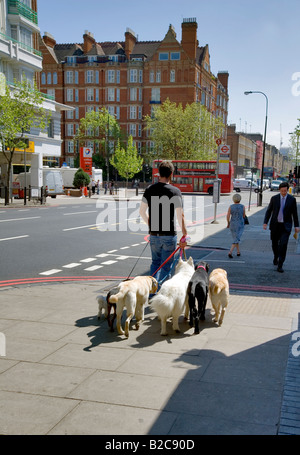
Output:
top-left (73, 168), bottom-right (90, 189)
top-left (73, 108), bottom-right (120, 183)
top-left (0, 79), bottom-right (50, 204)
top-left (144, 98), bottom-right (225, 160)
top-left (110, 136), bottom-right (143, 187)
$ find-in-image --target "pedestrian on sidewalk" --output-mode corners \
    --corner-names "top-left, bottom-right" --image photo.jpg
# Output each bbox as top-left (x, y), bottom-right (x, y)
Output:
top-left (139, 160), bottom-right (188, 283)
top-left (226, 193), bottom-right (246, 258)
top-left (263, 181), bottom-right (299, 272)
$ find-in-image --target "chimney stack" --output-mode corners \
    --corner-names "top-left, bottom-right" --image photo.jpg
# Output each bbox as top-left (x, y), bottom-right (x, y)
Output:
top-left (125, 27), bottom-right (137, 59)
top-left (218, 71), bottom-right (229, 90)
top-left (181, 18), bottom-right (198, 60)
top-left (43, 32), bottom-right (56, 49)
top-left (83, 30), bottom-right (96, 54)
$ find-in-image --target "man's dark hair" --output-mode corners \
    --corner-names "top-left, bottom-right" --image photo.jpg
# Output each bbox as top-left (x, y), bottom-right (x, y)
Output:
top-left (159, 160), bottom-right (174, 178)
top-left (279, 181), bottom-right (289, 189)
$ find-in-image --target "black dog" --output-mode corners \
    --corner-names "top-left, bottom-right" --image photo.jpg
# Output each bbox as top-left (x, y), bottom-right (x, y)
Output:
top-left (187, 261), bottom-right (210, 334)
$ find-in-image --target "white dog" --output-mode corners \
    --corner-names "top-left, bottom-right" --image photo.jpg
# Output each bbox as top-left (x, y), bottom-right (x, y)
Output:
top-left (108, 276), bottom-right (158, 337)
top-left (150, 257), bottom-right (194, 335)
top-left (208, 268), bottom-right (229, 326)
top-left (97, 295), bottom-right (108, 320)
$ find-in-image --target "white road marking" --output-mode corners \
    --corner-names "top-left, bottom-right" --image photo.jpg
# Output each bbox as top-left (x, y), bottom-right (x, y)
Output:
top-left (63, 211), bottom-right (97, 216)
top-left (40, 269), bottom-right (62, 276)
top-left (107, 249), bottom-right (118, 253)
top-left (84, 265), bottom-right (103, 271)
top-left (63, 224), bottom-right (99, 231)
top-left (63, 263), bottom-right (81, 268)
top-left (95, 253), bottom-right (110, 258)
top-left (100, 260), bottom-right (117, 265)
top-left (0, 235), bottom-right (29, 242)
top-left (80, 258), bottom-right (97, 263)
top-left (120, 246), bottom-right (130, 249)
top-left (0, 216), bottom-right (40, 223)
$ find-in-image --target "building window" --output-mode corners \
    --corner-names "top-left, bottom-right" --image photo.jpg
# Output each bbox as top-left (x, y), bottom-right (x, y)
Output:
top-left (130, 87), bottom-right (137, 101)
top-left (170, 69), bottom-right (175, 82)
top-left (66, 140), bottom-right (74, 154)
top-left (66, 71), bottom-right (73, 84)
top-left (151, 88), bottom-right (160, 102)
top-left (107, 88), bottom-right (115, 101)
top-left (47, 72), bottom-right (51, 84)
top-left (47, 119), bottom-right (54, 138)
top-left (47, 88), bottom-right (55, 99)
top-left (170, 52), bottom-right (180, 60)
top-left (53, 72), bottom-right (57, 84)
top-left (129, 69), bottom-right (137, 83)
top-left (156, 71), bottom-right (161, 83)
top-left (67, 124), bottom-right (74, 136)
top-left (116, 70), bottom-right (120, 84)
top-left (159, 52), bottom-right (169, 61)
top-left (75, 89), bottom-right (79, 102)
top-left (66, 89), bottom-right (73, 102)
top-left (41, 72), bottom-right (46, 84)
top-left (139, 70), bottom-right (143, 83)
top-left (129, 124), bottom-right (136, 137)
top-left (86, 70), bottom-right (94, 83)
top-left (87, 88), bottom-right (94, 101)
top-left (75, 71), bottom-right (78, 84)
top-left (107, 70), bottom-right (115, 83)
top-left (130, 106), bottom-right (137, 119)
top-left (149, 70), bottom-right (154, 83)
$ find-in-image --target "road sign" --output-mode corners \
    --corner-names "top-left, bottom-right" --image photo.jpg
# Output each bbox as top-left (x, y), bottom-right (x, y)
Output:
top-left (216, 138), bottom-right (222, 146)
top-left (220, 144), bottom-right (230, 154)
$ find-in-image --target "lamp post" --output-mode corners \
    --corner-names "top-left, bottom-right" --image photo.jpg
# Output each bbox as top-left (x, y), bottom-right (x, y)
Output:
top-left (244, 91), bottom-right (268, 206)
top-left (289, 127), bottom-right (300, 194)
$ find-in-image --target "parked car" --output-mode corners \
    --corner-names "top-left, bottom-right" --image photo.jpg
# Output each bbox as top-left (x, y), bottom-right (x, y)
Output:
top-left (233, 178), bottom-right (259, 193)
top-left (270, 179), bottom-right (281, 191)
top-left (256, 179), bottom-right (270, 190)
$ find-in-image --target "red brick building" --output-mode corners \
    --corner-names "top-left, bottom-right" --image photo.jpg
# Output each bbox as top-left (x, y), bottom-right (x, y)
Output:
top-left (38, 18), bottom-right (229, 166)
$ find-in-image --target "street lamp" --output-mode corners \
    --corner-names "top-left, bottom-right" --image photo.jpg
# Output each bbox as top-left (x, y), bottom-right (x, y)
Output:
top-left (244, 91), bottom-right (268, 206)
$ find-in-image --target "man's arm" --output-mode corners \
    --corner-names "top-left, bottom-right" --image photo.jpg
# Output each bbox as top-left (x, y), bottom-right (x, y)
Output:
top-left (263, 197), bottom-right (274, 230)
top-left (176, 206), bottom-right (187, 238)
top-left (139, 200), bottom-right (149, 226)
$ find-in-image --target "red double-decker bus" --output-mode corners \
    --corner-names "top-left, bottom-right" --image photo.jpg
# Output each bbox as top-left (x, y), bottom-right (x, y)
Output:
top-left (152, 159), bottom-right (234, 194)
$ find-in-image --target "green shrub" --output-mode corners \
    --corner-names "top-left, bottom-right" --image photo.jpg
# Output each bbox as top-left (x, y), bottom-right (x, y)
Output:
top-left (73, 168), bottom-right (90, 189)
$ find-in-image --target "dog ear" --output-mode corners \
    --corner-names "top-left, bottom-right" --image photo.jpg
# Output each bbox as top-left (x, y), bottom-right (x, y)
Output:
top-left (206, 263), bottom-right (210, 272)
top-left (188, 256), bottom-right (194, 266)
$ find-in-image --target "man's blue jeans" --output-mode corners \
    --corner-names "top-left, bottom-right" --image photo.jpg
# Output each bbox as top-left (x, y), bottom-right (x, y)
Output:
top-left (150, 235), bottom-right (177, 283)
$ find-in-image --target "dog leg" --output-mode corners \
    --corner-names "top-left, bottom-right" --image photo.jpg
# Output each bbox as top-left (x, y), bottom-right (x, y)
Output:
top-left (116, 304), bottom-right (125, 335)
top-left (194, 315), bottom-right (199, 334)
top-left (189, 295), bottom-right (195, 328)
top-left (125, 312), bottom-right (134, 337)
top-left (160, 317), bottom-right (168, 336)
top-left (219, 306), bottom-right (226, 326)
top-left (212, 303), bottom-right (220, 324)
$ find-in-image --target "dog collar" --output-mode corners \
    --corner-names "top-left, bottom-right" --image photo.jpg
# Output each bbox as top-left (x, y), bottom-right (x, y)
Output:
top-left (197, 265), bottom-right (206, 271)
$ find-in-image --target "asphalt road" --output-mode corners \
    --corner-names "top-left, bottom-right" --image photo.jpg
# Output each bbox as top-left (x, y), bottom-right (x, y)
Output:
top-left (0, 191), bottom-right (272, 284)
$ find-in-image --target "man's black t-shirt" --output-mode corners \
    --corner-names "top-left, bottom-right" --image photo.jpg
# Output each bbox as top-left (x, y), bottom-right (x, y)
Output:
top-left (142, 182), bottom-right (183, 235)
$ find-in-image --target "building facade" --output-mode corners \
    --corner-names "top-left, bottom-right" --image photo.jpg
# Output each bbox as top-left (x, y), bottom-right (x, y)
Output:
top-left (0, 0), bottom-right (71, 193)
top-left (227, 124), bottom-right (291, 178)
top-left (38, 18), bottom-right (229, 166)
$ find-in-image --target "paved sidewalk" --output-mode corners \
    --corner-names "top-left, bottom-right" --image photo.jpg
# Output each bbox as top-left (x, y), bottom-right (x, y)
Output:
top-left (0, 199), bottom-right (299, 435)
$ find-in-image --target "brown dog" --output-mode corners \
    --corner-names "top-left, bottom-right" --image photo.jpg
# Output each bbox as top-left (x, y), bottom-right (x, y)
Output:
top-left (208, 268), bottom-right (229, 326)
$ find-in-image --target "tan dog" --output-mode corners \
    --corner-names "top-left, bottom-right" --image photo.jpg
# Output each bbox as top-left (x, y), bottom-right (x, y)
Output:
top-left (108, 276), bottom-right (158, 337)
top-left (208, 268), bottom-right (229, 326)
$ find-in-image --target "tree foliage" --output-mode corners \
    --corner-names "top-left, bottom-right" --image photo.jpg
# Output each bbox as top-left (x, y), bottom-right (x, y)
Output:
top-left (0, 79), bottom-right (50, 200)
top-left (73, 167), bottom-right (90, 189)
top-left (110, 136), bottom-right (143, 186)
top-left (144, 98), bottom-right (225, 160)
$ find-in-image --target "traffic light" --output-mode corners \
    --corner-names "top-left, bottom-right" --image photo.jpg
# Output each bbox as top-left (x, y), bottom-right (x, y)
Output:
top-left (294, 166), bottom-right (300, 178)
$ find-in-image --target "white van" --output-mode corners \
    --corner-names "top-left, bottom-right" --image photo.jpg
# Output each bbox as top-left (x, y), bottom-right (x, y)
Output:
top-left (233, 178), bottom-right (259, 193)
top-left (17, 169), bottom-right (64, 198)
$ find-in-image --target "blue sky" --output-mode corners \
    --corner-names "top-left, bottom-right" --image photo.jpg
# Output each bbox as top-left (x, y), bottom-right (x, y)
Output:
top-left (37, 0), bottom-right (300, 149)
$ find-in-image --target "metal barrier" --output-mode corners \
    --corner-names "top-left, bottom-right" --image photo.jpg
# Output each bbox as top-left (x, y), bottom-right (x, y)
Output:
top-left (0, 185), bottom-right (46, 205)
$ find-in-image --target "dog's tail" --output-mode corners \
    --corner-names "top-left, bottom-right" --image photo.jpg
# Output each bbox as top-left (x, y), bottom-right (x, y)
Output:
top-left (209, 280), bottom-right (222, 295)
top-left (108, 289), bottom-right (128, 303)
top-left (151, 294), bottom-right (172, 315)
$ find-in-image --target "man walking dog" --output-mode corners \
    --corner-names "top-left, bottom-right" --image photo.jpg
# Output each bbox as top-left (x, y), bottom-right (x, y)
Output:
top-left (263, 181), bottom-right (299, 272)
top-left (139, 160), bottom-right (188, 283)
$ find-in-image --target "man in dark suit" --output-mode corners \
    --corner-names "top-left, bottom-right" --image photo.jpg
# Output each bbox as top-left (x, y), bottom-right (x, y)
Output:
top-left (263, 181), bottom-right (299, 272)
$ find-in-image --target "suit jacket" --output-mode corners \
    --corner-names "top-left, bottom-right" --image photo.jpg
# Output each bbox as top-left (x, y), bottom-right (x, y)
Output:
top-left (264, 193), bottom-right (299, 232)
